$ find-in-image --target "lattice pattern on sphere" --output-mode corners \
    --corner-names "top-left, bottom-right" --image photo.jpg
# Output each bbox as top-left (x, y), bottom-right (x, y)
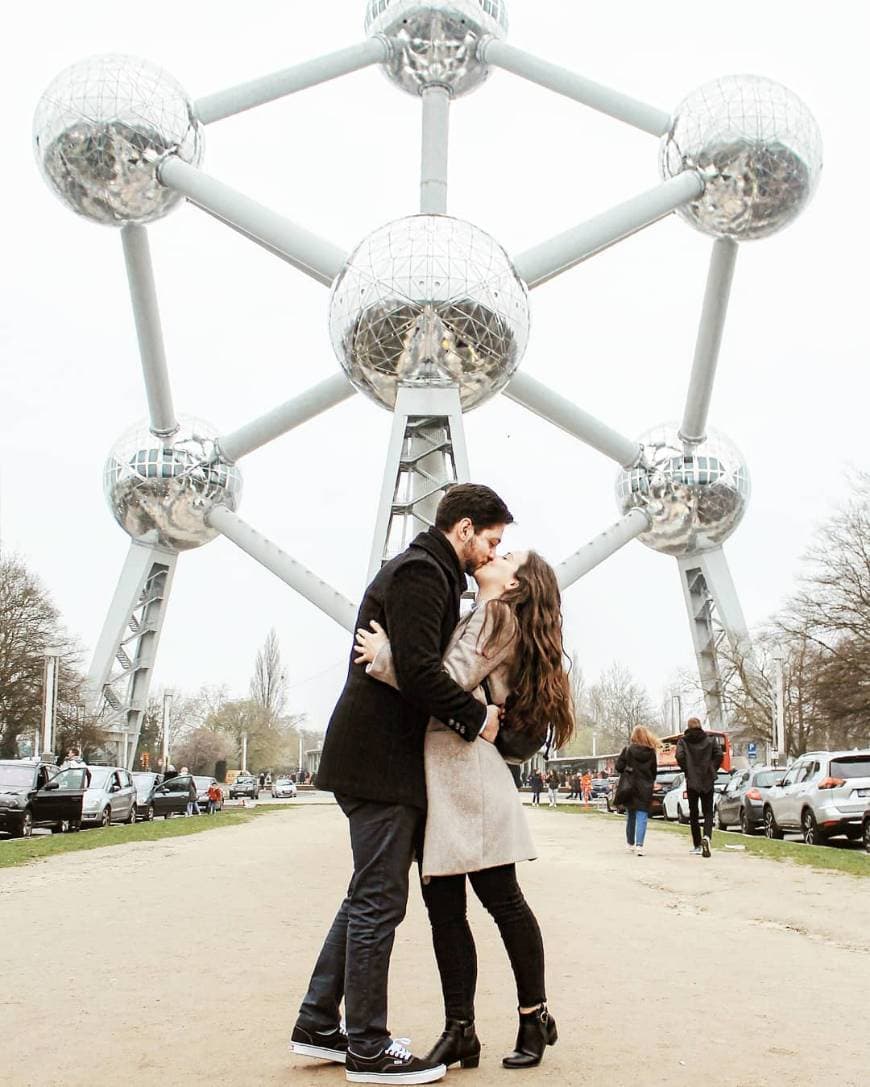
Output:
top-left (104, 418), bottom-right (243, 551)
top-left (660, 75), bottom-right (823, 241)
top-left (33, 54), bottom-right (203, 226)
top-left (615, 425), bottom-right (751, 558)
top-left (329, 215), bottom-right (529, 411)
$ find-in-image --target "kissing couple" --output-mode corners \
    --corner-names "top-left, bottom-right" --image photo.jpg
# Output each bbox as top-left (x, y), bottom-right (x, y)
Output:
top-left (290, 484), bottom-right (574, 1084)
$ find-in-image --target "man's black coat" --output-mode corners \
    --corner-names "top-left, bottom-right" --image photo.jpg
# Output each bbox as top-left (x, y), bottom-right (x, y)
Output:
top-left (315, 528), bottom-right (487, 809)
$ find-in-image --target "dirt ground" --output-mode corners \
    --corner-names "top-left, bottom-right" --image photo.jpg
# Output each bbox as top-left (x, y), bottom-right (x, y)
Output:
top-left (2, 802), bottom-right (869, 1087)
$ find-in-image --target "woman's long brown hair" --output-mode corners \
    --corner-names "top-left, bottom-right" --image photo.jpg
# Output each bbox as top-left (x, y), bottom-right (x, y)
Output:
top-left (482, 551), bottom-right (575, 750)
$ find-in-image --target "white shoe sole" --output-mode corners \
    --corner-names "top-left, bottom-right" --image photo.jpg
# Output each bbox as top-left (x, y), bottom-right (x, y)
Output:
top-left (346, 1064), bottom-right (446, 1084)
top-left (291, 1042), bottom-right (347, 1064)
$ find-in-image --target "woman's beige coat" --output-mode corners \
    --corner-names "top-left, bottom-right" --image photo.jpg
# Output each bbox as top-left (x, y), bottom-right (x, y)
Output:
top-left (367, 603), bottom-right (536, 879)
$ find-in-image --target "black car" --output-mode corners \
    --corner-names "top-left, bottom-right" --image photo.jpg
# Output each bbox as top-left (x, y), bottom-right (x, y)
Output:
top-left (863, 809), bottom-right (870, 853)
top-left (150, 774), bottom-right (197, 817)
top-left (131, 771), bottom-right (164, 821)
top-left (0, 760), bottom-right (88, 837)
top-left (229, 775), bottom-right (258, 800)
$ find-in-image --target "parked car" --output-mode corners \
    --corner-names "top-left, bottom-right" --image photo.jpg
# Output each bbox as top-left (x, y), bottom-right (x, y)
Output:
top-left (0, 760), bottom-right (88, 837)
top-left (229, 774), bottom-right (258, 800)
top-left (864, 809), bottom-right (870, 853)
top-left (150, 774), bottom-right (196, 818)
top-left (271, 777), bottom-right (297, 798)
top-left (194, 776), bottom-right (222, 811)
top-left (763, 750), bottom-right (870, 845)
top-left (662, 771), bottom-right (729, 823)
top-left (651, 769), bottom-right (684, 818)
top-left (590, 777), bottom-right (610, 799)
top-left (80, 766), bottom-right (138, 827)
top-left (715, 766), bottom-right (782, 834)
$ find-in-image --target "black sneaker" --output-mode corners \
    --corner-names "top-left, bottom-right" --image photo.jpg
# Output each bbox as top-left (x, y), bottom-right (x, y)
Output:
top-left (345, 1040), bottom-right (446, 1084)
top-left (701, 835), bottom-right (711, 858)
top-left (290, 1022), bottom-right (349, 1063)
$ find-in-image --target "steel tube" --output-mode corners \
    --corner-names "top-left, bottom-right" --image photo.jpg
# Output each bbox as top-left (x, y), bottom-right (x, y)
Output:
top-left (420, 85), bottom-right (450, 213)
top-left (557, 509), bottom-right (649, 590)
top-left (480, 40), bottom-right (671, 137)
top-left (679, 237), bottom-right (739, 443)
top-left (158, 157), bottom-right (347, 286)
top-left (514, 172), bottom-right (704, 288)
top-left (505, 372), bottom-right (641, 467)
top-left (195, 38), bottom-right (389, 124)
top-left (121, 225), bottom-right (178, 435)
top-left (217, 374), bottom-right (356, 463)
top-left (208, 506), bottom-right (357, 632)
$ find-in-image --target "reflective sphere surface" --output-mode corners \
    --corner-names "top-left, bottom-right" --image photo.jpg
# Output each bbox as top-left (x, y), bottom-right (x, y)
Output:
top-left (330, 214), bottom-right (529, 411)
top-left (660, 75), bottom-right (822, 241)
top-left (34, 54), bottom-right (203, 226)
top-left (615, 424), bottom-right (750, 557)
top-left (364, 0), bottom-right (508, 97)
top-left (104, 418), bottom-right (242, 551)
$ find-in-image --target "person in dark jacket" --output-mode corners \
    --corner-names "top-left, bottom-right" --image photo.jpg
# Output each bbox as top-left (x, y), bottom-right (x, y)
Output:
top-left (291, 484), bottom-right (512, 1085)
top-left (615, 727), bottom-right (659, 856)
top-left (530, 770), bottom-right (543, 805)
top-left (675, 717), bottom-right (723, 857)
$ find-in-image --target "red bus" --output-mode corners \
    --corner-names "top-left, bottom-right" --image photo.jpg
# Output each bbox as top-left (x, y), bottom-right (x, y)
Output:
top-left (657, 731), bottom-right (732, 773)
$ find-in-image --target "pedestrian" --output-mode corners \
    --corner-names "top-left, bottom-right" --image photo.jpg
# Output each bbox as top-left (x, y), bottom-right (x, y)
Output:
top-left (676, 717), bottom-right (723, 857)
top-left (207, 781), bottom-right (222, 814)
top-left (181, 768), bottom-right (199, 816)
top-left (530, 770), bottom-right (543, 805)
top-left (291, 484), bottom-right (510, 1084)
top-left (580, 770), bottom-right (592, 806)
top-left (615, 727), bottom-right (659, 856)
top-left (546, 770), bottom-right (560, 808)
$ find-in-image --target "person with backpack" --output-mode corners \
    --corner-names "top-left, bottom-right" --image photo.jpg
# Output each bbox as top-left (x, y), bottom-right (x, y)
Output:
top-left (676, 717), bottom-right (723, 858)
top-left (615, 728), bottom-right (660, 856)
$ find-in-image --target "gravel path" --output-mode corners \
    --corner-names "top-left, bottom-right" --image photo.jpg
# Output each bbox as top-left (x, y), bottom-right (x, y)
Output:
top-left (1, 803), bottom-right (868, 1086)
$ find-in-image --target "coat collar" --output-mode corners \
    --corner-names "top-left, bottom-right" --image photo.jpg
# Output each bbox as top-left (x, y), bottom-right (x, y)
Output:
top-left (409, 527), bottom-right (466, 587)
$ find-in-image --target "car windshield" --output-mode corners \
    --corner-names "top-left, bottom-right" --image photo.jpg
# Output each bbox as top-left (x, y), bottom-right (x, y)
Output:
top-left (194, 777), bottom-right (212, 789)
top-left (87, 768), bottom-right (111, 790)
top-left (830, 757), bottom-right (870, 780)
top-left (657, 773), bottom-right (680, 787)
top-left (0, 764), bottom-right (35, 788)
top-left (714, 772), bottom-right (731, 788)
top-left (276, 778), bottom-right (291, 785)
top-left (132, 773), bottom-right (157, 786)
top-left (754, 771), bottom-right (781, 787)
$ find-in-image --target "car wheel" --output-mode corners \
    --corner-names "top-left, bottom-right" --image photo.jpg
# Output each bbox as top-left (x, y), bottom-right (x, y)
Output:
top-left (58, 819), bottom-right (70, 834)
top-left (677, 805), bottom-right (688, 825)
top-left (864, 821), bottom-right (870, 853)
top-left (764, 808), bottom-right (784, 840)
top-left (127, 805), bottom-right (137, 825)
top-left (801, 809), bottom-right (826, 846)
top-left (145, 804), bottom-right (154, 822)
top-left (100, 807), bottom-right (110, 828)
top-left (716, 809), bottom-right (727, 831)
top-left (20, 809), bottom-right (34, 838)
top-left (739, 808), bottom-right (753, 836)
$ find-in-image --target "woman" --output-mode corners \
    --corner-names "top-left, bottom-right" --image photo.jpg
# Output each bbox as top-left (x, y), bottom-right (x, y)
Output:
top-left (615, 726), bottom-right (660, 856)
top-left (355, 550), bottom-right (574, 1071)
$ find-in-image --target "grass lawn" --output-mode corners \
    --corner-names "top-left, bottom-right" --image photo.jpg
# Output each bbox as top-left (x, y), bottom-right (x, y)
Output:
top-left (0, 803), bottom-right (295, 871)
top-left (550, 804), bottom-right (870, 879)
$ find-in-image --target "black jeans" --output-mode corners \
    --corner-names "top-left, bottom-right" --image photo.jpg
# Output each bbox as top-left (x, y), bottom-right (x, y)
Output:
top-left (687, 788), bottom-right (714, 847)
top-left (421, 864), bottom-right (546, 1021)
top-left (297, 794), bottom-right (423, 1055)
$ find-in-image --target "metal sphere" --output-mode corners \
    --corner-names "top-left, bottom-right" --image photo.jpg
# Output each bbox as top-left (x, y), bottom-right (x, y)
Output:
top-left (364, 0), bottom-right (508, 97)
top-left (33, 54), bottom-right (203, 226)
top-left (329, 214), bottom-right (529, 412)
top-left (660, 75), bottom-right (822, 241)
top-left (104, 418), bottom-right (242, 551)
top-left (615, 424), bottom-right (750, 557)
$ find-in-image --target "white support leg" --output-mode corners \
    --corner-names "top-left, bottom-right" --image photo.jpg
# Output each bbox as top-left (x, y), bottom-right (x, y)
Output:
top-left (557, 509), bottom-right (649, 590)
top-left (86, 541), bottom-right (179, 769)
top-left (420, 85), bottom-right (450, 214)
top-left (368, 385), bottom-right (469, 582)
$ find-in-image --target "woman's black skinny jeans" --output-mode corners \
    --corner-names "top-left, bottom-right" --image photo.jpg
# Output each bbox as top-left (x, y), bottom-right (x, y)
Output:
top-left (420, 863), bottom-right (546, 1021)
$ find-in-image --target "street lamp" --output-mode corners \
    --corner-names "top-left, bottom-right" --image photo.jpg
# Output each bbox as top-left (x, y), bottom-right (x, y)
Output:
top-left (161, 691), bottom-right (173, 771)
top-left (42, 647), bottom-right (62, 761)
top-left (771, 644), bottom-right (785, 764)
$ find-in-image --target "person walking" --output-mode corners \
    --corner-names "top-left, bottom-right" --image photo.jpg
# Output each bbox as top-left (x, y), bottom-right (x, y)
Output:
top-left (357, 549), bottom-right (574, 1071)
top-left (291, 484), bottom-right (511, 1085)
top-left (530, 770), bottom-right (543, 806)
top-left (676, 717), bottom-right (723, 857)
top-left (615, 728), bottom-right (659, 856)
top-left (580, 770), bottom-right (593, 806)
top-left (546, 770), bottom-right (560, 808)
top-left (181, 768), bottom-right (199, 817)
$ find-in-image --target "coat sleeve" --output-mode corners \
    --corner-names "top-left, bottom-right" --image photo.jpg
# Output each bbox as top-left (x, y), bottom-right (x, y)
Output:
top-left (384, 560), bottom-right (487, 743)
top-left (615, 748), bottom-right (627, 773)
top-left (675, 738), bottom-right (687, 771)
top-left (366, 642), bottom-right (399, 690)
top-left (441, 604), bottom-right (516, 693)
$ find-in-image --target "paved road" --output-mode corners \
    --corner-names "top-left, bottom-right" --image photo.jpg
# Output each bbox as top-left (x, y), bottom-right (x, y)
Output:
top-left (1, 804), bottom-right (869, 1086)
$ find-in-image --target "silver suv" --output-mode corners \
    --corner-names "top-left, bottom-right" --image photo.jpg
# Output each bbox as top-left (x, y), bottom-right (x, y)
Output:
top-left (763, 750), bottom-right (870, 845)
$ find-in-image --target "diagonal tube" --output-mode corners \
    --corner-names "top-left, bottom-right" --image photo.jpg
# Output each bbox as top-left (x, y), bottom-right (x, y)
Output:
top-left (679, 237), bottom-right (739, 443)
top-left (195, 38), bottom-right (390, 124)
top-left (505, 372), bottom-right (641, 468)
top-left (217, 375), bottom-right (357, 463)
top-left (514, 172), bottom-right (704, 289)
top-left (121, 225), bottom-right (178, 436)
top-left (420, 85), bottom-right (450, 213)
top-left (479, 39), bottom-right (671, 137)
top-left (557, 509), bottom-right (650, 591)
top-left (158, 157), bottom-right (348, 286)
top-left (208, 506), bottom-right (357, 632)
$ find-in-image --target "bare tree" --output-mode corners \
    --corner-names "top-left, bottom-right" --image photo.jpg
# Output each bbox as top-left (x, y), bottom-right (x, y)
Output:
top-left (586, 661), bottom-right (655, 753)
top-left (249, 629), bottom-right (287, 723)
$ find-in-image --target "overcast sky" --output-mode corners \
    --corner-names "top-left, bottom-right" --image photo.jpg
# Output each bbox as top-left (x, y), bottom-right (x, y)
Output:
top-left (1, 0), bottom-right (866, 739)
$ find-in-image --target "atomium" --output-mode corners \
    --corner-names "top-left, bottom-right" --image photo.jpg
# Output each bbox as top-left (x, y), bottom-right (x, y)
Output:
top-left (365, 0), bottom-right (508, 97)
top-left (615, 425), bottom-right (750, 558)
top-left (33, 54), bottom-right (203, 226)
top-left (660, 75), bottom-right (822, 241)
top-left (104, 418), bottom-right (242, 551)
top-left (329, 214), bottom-right (529, 411)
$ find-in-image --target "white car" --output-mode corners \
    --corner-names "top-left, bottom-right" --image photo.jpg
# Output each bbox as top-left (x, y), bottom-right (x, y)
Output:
top-left (271, 777), bottom-right (298, 798)
top-left (662, 772), bottom-right (727, 823)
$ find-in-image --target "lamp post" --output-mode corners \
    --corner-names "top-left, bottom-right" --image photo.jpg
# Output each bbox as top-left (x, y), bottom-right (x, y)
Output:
top-left (42, 647), bottom-right (62, 762)
top-left (771, 645), bottom-right (785, 764)
top-left (671, 694), bottom-right (683, 733)
top-left (241, 732), bottom-right (248, 774)
top-left (161, 691), bottom-right (173, 772)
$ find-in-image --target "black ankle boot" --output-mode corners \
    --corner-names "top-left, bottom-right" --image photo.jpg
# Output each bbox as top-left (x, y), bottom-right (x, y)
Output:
top-left (502, 1005), bottom-right (558, 1069)
top-left (425, 1018), bottom-right (481, 1069)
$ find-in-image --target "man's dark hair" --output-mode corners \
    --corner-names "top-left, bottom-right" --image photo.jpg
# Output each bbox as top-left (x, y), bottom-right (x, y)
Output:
top-left (435, 484), bottom-right (514, 532)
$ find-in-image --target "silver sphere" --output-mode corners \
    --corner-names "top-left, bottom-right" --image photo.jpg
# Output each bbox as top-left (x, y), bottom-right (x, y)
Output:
top-left (329, 214), bottom-right (529, 412)
top-left (660, 75), bottom-right (822, 241)
top-left (104, 418), bottom-right (242, 551)
top-left (365, 0), bottom-right (508, 97)
top-left (33, 54), bottom-right (203, 226)
top-left (615, 424), bottom-right (750, 557)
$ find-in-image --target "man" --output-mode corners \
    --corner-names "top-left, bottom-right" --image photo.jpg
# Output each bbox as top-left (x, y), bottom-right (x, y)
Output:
top-left (291, 484), bottom-right (512, 1085)
top-left (676, 717), bottom-right (723, 858)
